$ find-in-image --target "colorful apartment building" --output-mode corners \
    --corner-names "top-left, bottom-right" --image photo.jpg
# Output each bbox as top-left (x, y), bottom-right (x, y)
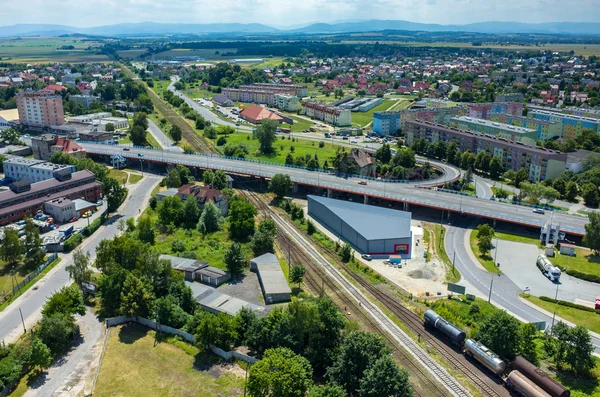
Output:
top-left (405, 120), bottom-right (567, 182)
top-left (490, 114), bottom-right (562, 141)
top-left (466, 102), bottom-right (523, 120)
top-left (373, 106), bottom-right (465, 135)
top-left (529, 109), bottom-right (600, 140)
top-left (223, 83), bottom-right (308, 106)
top-left (274, 94), bottom-right (301, 112)
top-left (249, 83), bottom-right (308, 98)
top-left (16, 89), bottom-right (65, 128)
top-left (452, 116), bottom-right (538, 146)
top-left (302, 101), bottom-right (352, 127)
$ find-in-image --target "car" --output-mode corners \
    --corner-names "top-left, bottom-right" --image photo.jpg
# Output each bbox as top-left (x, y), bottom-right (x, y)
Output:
top-left (351, 139), bottom-right (358, 143)
top-left (123, 147), bottom-right (130, 151)
top-left (235, 123), bottom-right (240, 126)
top-left (361, 254), bottom-right (372, 261)
top-left (96, 199), bottom-right (103, 206)
top-left (342, 136), bottom-right (349, 140)
top-left (138, 153), bottom-right (144, 158)
top-left (358, 181), bottom-right (367, 185)
top-left (533, 208), bottom-right (545, 215)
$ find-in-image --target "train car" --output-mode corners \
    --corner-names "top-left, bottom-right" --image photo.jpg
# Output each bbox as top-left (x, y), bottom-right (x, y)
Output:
top-left (513, 356), bottom-right (570, 397)
top-left (463, 339), bottom-right (506, 375)
top-left (506, 370), bottom-right (552, 397)
top-left (423, 310), bottom-right (466, 346)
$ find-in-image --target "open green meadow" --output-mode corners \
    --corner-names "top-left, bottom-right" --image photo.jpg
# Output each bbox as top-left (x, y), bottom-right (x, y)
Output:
top-left (0, 37), bottom-right (109, 63)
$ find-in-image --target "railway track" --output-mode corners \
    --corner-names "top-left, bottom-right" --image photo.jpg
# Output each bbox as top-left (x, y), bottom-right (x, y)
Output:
top-left (237, 184), bottom-right (469, 397)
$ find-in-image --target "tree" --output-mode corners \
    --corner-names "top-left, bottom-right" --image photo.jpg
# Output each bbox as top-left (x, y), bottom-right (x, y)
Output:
top-left (155, 295), bottom-right (190, 329)
top-left (514, 168), bottom-right (529, 188)
top-left (103, 177), bottom-right (127, 212)
top-left (157, 196), bottom-right (183, 228)
top-left (132, 112), bottom-right (149, 130)
top-left (308, 384), bottom-right (346, 397)
top-left (251, 228), bottom-right (275, 256)
top-left (225, 242), bottom-right (245, 279)
top-left (584, 212), bottom-right (600, 254)
top-left (359, 355), bottom-right (412, 397)
top-left (66, 248), bottom-right (91, 288)
top-left (391, 148), bottom-right (416, 168)
top-left (204, 125), bottom-right (217, 139)
top-left (105, 123), bottom-right (115, 132)
top-left (137, 215), bottom-right (155, 244)
top-left (97, 267), bottom-right (128, 317)
top-left (203, 169), bottom-right (214, 186)
top-left (477, 310), bottom-right (521, 360)
top-left (0, 128), bottom-right (21, 145)
top-left (228, 199), bottom-right (257, 240)
top-left (327, 331), bottom-right (391, 396)
top-left (374, 143), bottom-right (392, 164)
top-left (0, 227), bottom-right (22, 264)
top-left (478, 235), bottom-right (493, 257)
top-left (269, 174), bottom-right (294, 199)
top-left (170, 125), bottom-right (182, 142)
top-left (565, 181), bottom-right (579, 202)
top-left (564, 325), bottom-right (595, 376)
top-left (247, 347), bottom-right (313, 397)
top-left (182, 195), bottom-right (200, 229)
top-left (29, 338), bottom-right (52, 370)
top-left (306, 220), bottom-right (316, 235)
top-left (43, 284), bottom-right (85, 319)
top-left (38, 313), bottom-right (79, 355)
top-left (581, 183), bottom-right (599, 207)
top-left (119, 274), bottom-right (154, 318)
top-left (339, 243), bottom-right (353, 263)
top-left (198, 201), bottom-right (221, 234)
top-left (195, 312), bottom-right (240, 351)
top-left (476, 224), bottom-right (495, 240)
top-left (129, 124), bottom-right (147, 146)
top-left (289, 265), bottom-right (306, 288)
top-left (23, 218), bottom-right (44, 269)
top-left (212, 170), bottom-right (227, 190)
top-left (489, 156), bottom-right (503, 179)
top-left (255, 119), bottom-right (278, 154)
top-left (520, 323), bottom-right (539, 366)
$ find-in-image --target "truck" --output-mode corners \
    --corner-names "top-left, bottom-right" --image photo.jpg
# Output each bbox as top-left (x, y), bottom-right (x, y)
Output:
top-left (536, 254), bottom-right (561, 282)
top-left (60, 225), bottom-right (74, 240)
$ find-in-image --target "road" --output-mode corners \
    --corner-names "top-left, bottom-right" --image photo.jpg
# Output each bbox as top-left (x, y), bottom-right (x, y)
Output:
top-left (147, 119), bottom-right (182, 152)
top-left (0, 175), bottom-right (160, 344)
top-left (445, 217), bottom-right (600, 354)
top-left (80, 143), bottom-right (589, 236)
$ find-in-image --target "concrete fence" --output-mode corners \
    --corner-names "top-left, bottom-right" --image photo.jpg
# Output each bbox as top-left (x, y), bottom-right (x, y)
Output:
top-left (105, 316), bottom-right (256, 363)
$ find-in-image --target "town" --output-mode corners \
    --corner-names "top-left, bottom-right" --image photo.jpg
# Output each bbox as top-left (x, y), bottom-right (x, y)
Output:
top-left (0, 10), bottom-right (599, 397)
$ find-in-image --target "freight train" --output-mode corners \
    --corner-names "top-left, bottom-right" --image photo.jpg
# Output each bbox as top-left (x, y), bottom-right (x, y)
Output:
top-left (423, 310), bottom-right (570, 397)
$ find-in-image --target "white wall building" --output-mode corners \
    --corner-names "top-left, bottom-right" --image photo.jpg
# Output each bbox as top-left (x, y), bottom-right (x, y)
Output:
top-left (3, 157), bottom-right (77, 183)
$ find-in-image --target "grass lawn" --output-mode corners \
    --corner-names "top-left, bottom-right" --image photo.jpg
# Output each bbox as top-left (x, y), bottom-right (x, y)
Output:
top-left (94, 323), bottom-right (244, 397)
top-left (520, 294), bottom-right (600, 335)
top-left (433, 224), bottom-right (461, 283)
top-left (108, 169), bottom-right (129, 185)
top-left (550, 247), bottom-right (600, 277)
top-left (280, 115), bottom-right (316, 133)
top-left (469, 230), bottom-right (501, 274)
top-left (491, 186), bottom-right (511, 199)
top-left (427, 295), bottom-right (503, 337)
top-left (495, 231), bottom-right (540, 246)
top-left (145, 132), bottom-right (161, 149)
top-left (217, 132), bottom-right (341, 165)
top-left (351, 99), bottom-right (395, 127)
top-left (128, 173), bottom-right (143, 184)
top-left (118, 135), bottom-right (132, 144)
top-left (462, 183), bottom-right (476, 194)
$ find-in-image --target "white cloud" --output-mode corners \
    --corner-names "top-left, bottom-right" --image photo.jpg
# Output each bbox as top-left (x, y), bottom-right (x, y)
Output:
top-left (3, 0), bottom-right (600, 27)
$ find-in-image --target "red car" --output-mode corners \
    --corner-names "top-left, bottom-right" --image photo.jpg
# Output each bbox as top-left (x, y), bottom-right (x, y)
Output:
top-left (358, 181), bottom-right (367, 185)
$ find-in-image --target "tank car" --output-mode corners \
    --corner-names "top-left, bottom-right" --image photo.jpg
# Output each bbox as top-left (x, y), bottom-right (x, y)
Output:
top-left (506, 370), bottom-right (552, 397)
top-left (423, 309), bottom-right (466, 346)
top-left (463, 339), bottom-right (506, 375)
top-left (513, 356), bottom-right (570, 397)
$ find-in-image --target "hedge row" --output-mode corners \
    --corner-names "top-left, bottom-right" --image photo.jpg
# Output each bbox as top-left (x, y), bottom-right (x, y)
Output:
top-left (539, 296), bottom-right (600, 314)
top-left (63, 234), bottom-right (83, 252)
top-left (83, 216), bottom-right (105, 237)
top-left (564, 269), bottom-right (600, 284)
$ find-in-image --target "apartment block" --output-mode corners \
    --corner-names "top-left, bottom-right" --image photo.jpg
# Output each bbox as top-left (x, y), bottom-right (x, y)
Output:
top-left (452, 116), bottom-right (538, 146)
top-left (223, 83), bottom-right (308, 105)
top-left (16, 90), bottom-right (65, 128)
top-left (466, 102), bottom-right (523, 119)
top-left (529, 109), bottom-right (600, 140)
top-left (302, 101), bottom-right (352, 127)
top-left (405, 120), bottom-right (567, 182)
top-left (373, 106), bottom-right (465, 135)
top-left (496, 93), bottom-right (524, 102)
top-left (3, 157), bottom-right (77, 183)
top-left (274, 94), bottom-right (301, 112)
top-left (490, 114), bottom-right (562, 141)
top-left (249, 83), bottom-right (308, 98)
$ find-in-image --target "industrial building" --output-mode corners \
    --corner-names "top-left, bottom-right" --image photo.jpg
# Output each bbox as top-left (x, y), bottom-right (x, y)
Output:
top-left (160, 255), bottom-right (231, 286)
top-left (405, 120), bottom-right (567, 181)
top-left (307, 195), bottom-right (413, 258)
top-left (43, 197), bottom-right (76, 223)
top-left (490, 114), bottom-right (562, 141)
top-left (250, 253), bottom-right (292, 304)
top-left (452, 116), bottom-right (538, 146)
top-left (3, 157), bottom-right (77, 183)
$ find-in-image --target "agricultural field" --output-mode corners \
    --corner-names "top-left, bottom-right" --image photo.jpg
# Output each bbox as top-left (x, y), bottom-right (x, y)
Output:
top-left (151, 48), bottom-right (239, 60)
top-left (0, 37), bottom-right (109, 63)
top-left (93, 324), bottom-right (244, 397)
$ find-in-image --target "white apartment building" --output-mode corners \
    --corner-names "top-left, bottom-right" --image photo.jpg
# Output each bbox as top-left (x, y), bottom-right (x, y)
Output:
top-left (3, 157), bottom-right (77, 183)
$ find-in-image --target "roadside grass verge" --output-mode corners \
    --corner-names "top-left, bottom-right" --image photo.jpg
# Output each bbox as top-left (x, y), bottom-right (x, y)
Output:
top-left (549, 247), bottom-right (600, 278)
top-left (469, 230), bottom-right (501, 274)
top-left (433, 224), bottom-right (461, 283)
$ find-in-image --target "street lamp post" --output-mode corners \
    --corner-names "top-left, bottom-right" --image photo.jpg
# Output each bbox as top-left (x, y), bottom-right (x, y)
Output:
top-left (488, 274), bottom-right (500, 303)
top-left (550, 283), bottom-right (560, 334)
top-left (493, 237), bottom-right (499, 265)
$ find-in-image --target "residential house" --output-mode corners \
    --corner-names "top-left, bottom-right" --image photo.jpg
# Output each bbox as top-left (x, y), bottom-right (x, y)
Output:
top-left (177, 184), bottom-right (229, 215)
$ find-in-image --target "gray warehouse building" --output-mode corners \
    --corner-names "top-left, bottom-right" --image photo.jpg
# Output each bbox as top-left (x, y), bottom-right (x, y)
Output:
top-left (307, 195), bottom-right (413, 258)
top-left (250, 253), bottom-right (292, 304)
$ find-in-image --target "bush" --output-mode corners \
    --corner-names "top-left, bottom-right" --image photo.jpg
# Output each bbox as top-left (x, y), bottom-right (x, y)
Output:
top-left (539, 295), bottom-right (600, 314)
top-left (63, 234), bottom-right (83, 252)
top-left (564, 269), bottom-right (600, 283)
top-left (216, 136), bottom-right (227, 146)
top-left (83, 216), bottom-right (104, 237)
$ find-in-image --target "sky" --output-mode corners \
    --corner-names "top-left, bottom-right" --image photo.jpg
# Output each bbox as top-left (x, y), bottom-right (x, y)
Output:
top-left (3, 0), bottom-right (600, 27)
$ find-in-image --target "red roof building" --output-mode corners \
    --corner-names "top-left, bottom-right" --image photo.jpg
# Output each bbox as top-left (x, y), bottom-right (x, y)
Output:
top-left (239, 104), bottom-right (283, 124)
top-left (177, 184), bottom-right (229, 215)
top-left (44, 84), bottom-right (67, 92)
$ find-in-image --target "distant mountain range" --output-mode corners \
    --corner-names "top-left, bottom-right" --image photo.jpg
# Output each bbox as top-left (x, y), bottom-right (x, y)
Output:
top-left (1, 19), bottom-right (600, 37)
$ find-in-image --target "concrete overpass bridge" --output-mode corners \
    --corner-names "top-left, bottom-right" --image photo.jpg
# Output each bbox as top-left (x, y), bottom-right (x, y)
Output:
top-left (80, 142), bottom-right (588, 236)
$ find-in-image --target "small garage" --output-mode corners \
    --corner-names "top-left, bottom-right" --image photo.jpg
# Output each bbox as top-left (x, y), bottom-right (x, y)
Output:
top-left (559, 243), bottom-right (576, 257)
top-left (250, 253), bottom-right (291, 304)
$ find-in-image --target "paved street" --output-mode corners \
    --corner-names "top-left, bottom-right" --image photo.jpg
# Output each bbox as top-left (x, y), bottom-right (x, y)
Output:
top-left (445, 217), bottom-right (600, 354)
top-left (147, 119), bottom-right (182, 151)
top-left (0, 175), bottom-right (160, 344)
top-left (81, 142), bottom-right (589, 235)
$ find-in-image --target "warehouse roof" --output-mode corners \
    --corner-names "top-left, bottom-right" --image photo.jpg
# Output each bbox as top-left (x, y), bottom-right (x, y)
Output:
top-left (160, 254), bottom-right (208, 273)
top-left (308, 195), bottom-right (411, 240)
top-left (250, 253), bottom-right (291, 295)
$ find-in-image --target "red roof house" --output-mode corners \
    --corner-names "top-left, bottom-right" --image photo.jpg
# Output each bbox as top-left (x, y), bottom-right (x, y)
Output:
top-left (239, 105), bottom-right (283, 124)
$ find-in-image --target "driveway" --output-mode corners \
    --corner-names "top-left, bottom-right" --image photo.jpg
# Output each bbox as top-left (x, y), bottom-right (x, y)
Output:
top-left (23, 308), bottom-right (104, 397)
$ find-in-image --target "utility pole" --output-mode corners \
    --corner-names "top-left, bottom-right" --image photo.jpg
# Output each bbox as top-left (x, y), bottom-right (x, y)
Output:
top-left (550, 283), bottom-right (560, 334)
top-left (452, 251), bottom-right (456, 274)
top-left (493, 237), bottom-right (499, 265)
top-left (19, 308), bottom-right (26, 334)
top-left (488, 275), bottom-right (495, 303)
